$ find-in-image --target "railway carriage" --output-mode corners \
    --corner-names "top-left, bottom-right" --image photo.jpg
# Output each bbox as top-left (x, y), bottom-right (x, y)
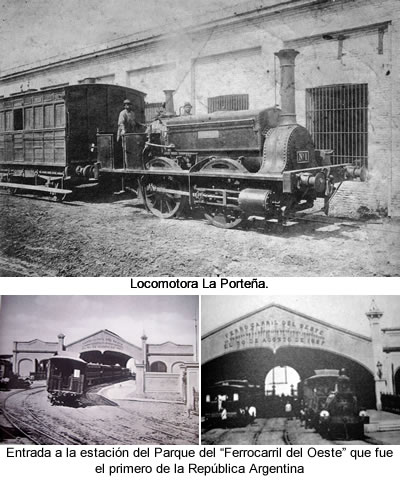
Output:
top-left (0, 82), bottom-right (145, 199)
top-left (202, 379), bottom-right (261, 427)
top-left (1, 49), bottom-right (367, 227)
top-left (47, 356), bottom-right (130, 406)
top-left (0, 358), bottom-right (13, 390)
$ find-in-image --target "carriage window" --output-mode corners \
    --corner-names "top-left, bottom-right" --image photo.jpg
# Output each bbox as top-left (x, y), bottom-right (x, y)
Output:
top-left (233, 393), bottom-right (239, 401)
top-left (24, 108), bottom-right (33, 130)
top-left (44, 104), bottom-right (54, 128)
top-left (34, 106), bottom-right (43, 128)
top-left (55, 103), bottom-right (65, 127)
top-left (13, 108), bottom-right (23, 130)
top-left (5, 111), bottom-right (13, 131)
top-left (205, 395), bottom-right (210, 402)
top-left (73, 369), bottom-right (81, 378)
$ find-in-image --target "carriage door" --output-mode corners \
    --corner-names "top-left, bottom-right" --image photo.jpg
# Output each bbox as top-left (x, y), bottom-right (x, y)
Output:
top-left (124, 133), bottom-right (146, 169)
top-left (97, 134), bottom-right (114, 169)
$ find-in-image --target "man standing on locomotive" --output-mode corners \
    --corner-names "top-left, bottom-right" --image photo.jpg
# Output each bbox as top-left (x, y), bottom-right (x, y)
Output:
top-left (181, 101), bottom-right (192, 116)
top-left (117, 99), bottom-right (138, 141)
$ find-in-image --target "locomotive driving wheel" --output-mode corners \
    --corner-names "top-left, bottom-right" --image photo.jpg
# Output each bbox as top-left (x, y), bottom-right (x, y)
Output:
top-left (142, 157), bottom-right (187, 219)
top-left (203, 205), bottom-right (245, 229)
top-left (200, 158), bottom-right (247, 229)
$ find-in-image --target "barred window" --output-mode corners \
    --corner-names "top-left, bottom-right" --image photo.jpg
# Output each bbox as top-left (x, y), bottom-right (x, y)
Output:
top-left (306, 84), bottom-right (368, 167)
top-left (145, 102), bottom-right (163, 123)
top-left (208, 94), bottom-right (249, 113)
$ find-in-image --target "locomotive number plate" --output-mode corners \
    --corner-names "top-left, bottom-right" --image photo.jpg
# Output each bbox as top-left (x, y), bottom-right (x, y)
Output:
top-left (297, 150), bottom-right (309, 163)
top-left (198, 130), bottom-right (220, 139)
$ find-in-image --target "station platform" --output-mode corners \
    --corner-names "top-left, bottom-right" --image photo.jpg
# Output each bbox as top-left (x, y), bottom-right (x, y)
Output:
top-left (365, 409), bottom-right (400, 432)
top-left (364, 409), bottom-right (400, 445)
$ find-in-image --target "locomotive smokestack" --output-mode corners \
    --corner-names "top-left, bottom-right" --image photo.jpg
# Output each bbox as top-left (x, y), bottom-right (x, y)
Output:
top-left (275, 49), bottom-right (299, 126)
top-left (163, 89), bottom-right (175, 115)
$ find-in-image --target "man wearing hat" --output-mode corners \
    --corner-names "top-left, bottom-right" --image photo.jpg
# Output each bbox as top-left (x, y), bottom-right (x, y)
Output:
top-left (117, 99), bottom-right (138, 141)
top-left (181, 101), bottom-right (192, 116)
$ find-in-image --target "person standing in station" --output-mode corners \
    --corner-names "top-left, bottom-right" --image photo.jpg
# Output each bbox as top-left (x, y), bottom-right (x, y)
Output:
top-left (117, 99), bottom-right (138, 141)
top-left (285, 400), bottom-right (293, 420)
top-left (181, 101), bottom-right (193, 116)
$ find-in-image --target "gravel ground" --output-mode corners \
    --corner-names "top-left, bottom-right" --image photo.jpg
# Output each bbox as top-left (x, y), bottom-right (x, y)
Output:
top-left (1, 382), bottom-right (198, 445)
top-left (1, 188), bottom-right (399, 277)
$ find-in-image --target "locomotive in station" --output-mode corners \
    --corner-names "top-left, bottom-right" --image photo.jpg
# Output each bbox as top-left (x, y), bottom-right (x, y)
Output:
top-left (1, 49), bottom-right (367, 227)
top-left (298, 369), bottom-right (368, 440)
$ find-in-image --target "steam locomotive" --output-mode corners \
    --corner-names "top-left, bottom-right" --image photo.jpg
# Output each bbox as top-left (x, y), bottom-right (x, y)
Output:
top-left (1, 49), bottom-right (367, 227)
top-left (47, 355), bottom-right (131, 406)
top-left (299, 369), bottom-right (368, 440)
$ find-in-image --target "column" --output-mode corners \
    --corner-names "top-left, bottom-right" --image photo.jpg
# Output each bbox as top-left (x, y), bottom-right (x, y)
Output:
top-left (366, 299), bottom-right (385, 410)
top-left (182, 363), bottom-right (199, 414)
top-left (136, 363), bottom-right (145, 395)
top-left (57, 333), bottom-right (65, 353)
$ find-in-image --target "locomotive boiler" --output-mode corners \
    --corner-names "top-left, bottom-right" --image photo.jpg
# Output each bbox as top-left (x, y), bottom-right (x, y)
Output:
top-left (97, 48), bottom-right (367, 228)
top-left (1, 49), bottom-right (367, 226)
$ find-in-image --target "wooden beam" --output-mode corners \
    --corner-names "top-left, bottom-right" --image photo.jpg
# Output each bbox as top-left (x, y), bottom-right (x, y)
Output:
top-left (0, 182), bottom-right (72, 195)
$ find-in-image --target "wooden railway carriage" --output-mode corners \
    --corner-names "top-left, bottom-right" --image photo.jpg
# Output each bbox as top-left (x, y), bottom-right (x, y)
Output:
top-left (0, 358), bottom-right (13, 390)
top-left (0, 83), bottom-right (145, 198)
top-left (1, 49), bottom-right (367, 224)
top-left (47, 356), bottom-right (130, 406)
top-left (47, 356), bottom-right (87, 405)
top-left (202, 379), bottom-right (261, 426)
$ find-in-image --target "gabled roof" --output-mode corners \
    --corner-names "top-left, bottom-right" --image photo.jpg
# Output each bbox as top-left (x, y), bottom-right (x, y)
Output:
top-left (66, 329), bottom-right (140, 350)
top-left (202, 303), bottom-right (372, 342)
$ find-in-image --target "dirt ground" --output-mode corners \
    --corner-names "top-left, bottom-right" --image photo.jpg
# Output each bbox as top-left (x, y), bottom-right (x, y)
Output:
top-left (1, 381), bottom-right (198, 445)
top-left (0, 188), bottom-right (399, 277)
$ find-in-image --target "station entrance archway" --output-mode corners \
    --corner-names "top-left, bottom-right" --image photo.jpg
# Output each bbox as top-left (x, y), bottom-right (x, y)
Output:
top-left (202, 303), bottom-right (380, 412)
top-left (203, 346), bottom-right (376, 409)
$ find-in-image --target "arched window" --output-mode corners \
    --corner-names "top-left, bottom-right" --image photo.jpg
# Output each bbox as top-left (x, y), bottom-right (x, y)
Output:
top-left (150, 361), bottom-right (167, 372)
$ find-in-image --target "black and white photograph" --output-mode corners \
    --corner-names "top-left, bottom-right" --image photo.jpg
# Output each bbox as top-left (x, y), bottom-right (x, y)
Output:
top-left (201, 295), bottom-right (400, 445)
top-left (0, 295), bottom-right (199, 445)
top-left (0, 0), bottom-right (399, 277)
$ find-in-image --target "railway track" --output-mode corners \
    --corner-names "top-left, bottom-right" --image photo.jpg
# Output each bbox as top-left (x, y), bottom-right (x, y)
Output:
top-left (2, 387), bottom-right (85, 445)
top-left (116, 405), bottom-right (199, 444)
top-left (142, 415), bottom-right (198, 444)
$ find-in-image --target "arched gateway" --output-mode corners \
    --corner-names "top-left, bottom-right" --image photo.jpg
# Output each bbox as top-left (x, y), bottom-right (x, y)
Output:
top-left (13, 329), bottom-right (193, 379)
top-left (202, 302), bottom-right (400, 411)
